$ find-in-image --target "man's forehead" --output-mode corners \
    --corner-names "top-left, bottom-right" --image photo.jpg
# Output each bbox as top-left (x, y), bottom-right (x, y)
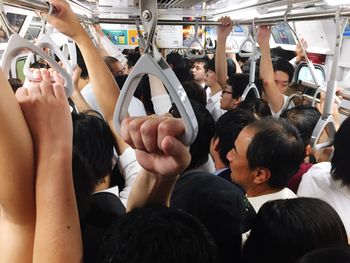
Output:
top-left (194, 61), bottom-right (204, 67)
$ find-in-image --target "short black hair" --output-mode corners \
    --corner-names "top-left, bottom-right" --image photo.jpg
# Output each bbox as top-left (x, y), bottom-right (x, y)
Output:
top-left (227, 74), bottom-right (263, 102)
top-left (126, 52), bottom-right (140, 68)
top-left (242, 198), bottom-right (348, 263)
top-left (280, 105), bottom-right (321, 148)
top-left (166, 52), bottom-right (186, 69)
top-left (205, 58), bottom-right (216, 73)
top-left (169, 100), bottom-right (215, 171)
top-left (272, 57), bottom-right (295, 82)
top-left (246, 117), bottom-right (304, 188)
top-left (171, 172), bottom-right (256, 263)
top-left (237, 98), bottom-right (271, 119)
top-left (71, 111), bottom-right (115, 220)
top-left (214, 108), bottom-right (256, 167)
top-left (331, 117), bottom-right (350, 187)
top-left (72, 110), bottom-right (115, 187)
top-left (182, 80), bottom-right (207, 107)
top-left (173, 67), bottom-right (195, 83)
top-left (296, 246), bottom-right (350, 263)
top-left (98, 206), bottom-right (218, 263)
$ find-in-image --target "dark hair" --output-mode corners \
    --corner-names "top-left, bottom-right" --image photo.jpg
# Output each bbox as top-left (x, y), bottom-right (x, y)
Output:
top-left (227, 58), bottom-right (237, 76)
top-left (237, 98), bottom-right (271, 119)
top-left (71, 111), bottom-right (115, 220)
top-left (134, 75), bottom-right (155, 115)
top-left (173, 67), bottom-right (195, 83)
top-left (72, 111), bottom-right (115, 187)
top-left (114, 74), bottom-right (128, 90)
top-left (171, 172), bottom-right (256, 263)
top-left (98, 206), bottom-right (218, 263)
top-left (246, 117), bottom-right (304, 188)
top-left (126, 52), bottom-right (140, 69)
top-left (271, 46), bottom-right (296, 61)
top-left (242, 198), bottom-right (348, 263)
top-left (280, 105), bottom-right (321, 149)
top-left (331, 117), bottom-right (350, 187)
top-left (193, 56), bottom-right (210, 66)
top-left (166, 52), bottom-right (186, 69)
top-left (296, 246), bottom-right (350, 263)
top-left (76, 44), bottom-right (89, 79)
top-left (227, 74), bottom-right (263, 102)
top-left (272, 57), bottom-right (295, 82)
top-left (182, 80), bottom-right (207, 107)
top-left (214, 108), bottom-right (256, 167)
top-left (205, 58), bottom-right (216, 73)
top-left (103, 56), bottom-right (120, 73)
top-left (169, 100), bottom-right (215, 171)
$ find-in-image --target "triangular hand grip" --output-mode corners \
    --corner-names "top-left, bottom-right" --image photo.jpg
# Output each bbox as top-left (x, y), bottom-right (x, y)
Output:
top-left (310, 115), bottom-right (336, 151)
top-left (186, 24), bottom-right (205, 59)
top-left (1, 34), bottom-right (73, 97)
top-left (62, 37), bottom-right (77, 70)
top-left (113, 54), bottom-right (198, 146)
top-left (239, 35), bottom-right (257, 58)
top-left (241, 82), bottom-right (260, 101)
top-left (23, 33), bottom-right (73, 78)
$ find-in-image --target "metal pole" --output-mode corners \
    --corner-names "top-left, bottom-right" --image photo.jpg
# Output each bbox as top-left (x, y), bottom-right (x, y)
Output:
top-left (3, 0), bottom-right (50, 13)
top-left (99, 8), bottom-right (350, 26)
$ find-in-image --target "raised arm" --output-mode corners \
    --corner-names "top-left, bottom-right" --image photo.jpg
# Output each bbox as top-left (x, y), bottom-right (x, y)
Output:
top-left (257, 25), bottom-right (285, 113)
top-left (0, 70), bottom-right (35, 263)
top-left (216, 16), bottom-right (233, 88)
top-left (16, 69), bottom-right (82, 263)
top-left (120, 116), bottom-right (191, 211)
top-left (48, 0), bottom-right (120, 125)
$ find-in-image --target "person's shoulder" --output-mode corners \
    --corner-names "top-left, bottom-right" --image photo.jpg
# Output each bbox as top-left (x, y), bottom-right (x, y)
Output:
top-left (304, 162), bottom-right (331, 180)
top-left (298, 162), bottom-right (331, 195)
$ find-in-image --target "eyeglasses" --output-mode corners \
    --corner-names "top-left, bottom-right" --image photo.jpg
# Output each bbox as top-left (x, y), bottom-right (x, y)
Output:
top-left (222, 90), bottom-right (232, 95)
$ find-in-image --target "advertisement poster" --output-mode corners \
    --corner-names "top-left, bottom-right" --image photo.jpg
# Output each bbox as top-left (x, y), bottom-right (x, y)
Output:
top-left (128, 29), bottom-right (139, 46)
top-left (156, 25), bottom-right (183, 48)
top-left (102, 29), bottom-right (128, 45)
top-left (183, 17), bottom-right (205, 49)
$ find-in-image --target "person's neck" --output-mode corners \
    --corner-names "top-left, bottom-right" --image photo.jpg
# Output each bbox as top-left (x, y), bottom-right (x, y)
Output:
top-left (246, 185), bottom-right (282, 197)
top-left (94, 174), bottom-right (110, 193)
top-left (209, 82), bottom-right (222, 96)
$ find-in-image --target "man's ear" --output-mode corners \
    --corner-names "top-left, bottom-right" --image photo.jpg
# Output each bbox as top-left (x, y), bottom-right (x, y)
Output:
top-left (233, 97), bottom-right (241, 106)
top-left (211, 137), bottom-right (220, 151)
top-left (252, 167), bottom-right (271, 185)
top-left (305, 144), bottom-right (313, 157)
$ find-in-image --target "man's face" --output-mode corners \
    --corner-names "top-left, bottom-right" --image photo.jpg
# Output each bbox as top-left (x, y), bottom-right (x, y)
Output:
top-left (274, 70), bottom-right (289, 93)
top-left (110, 61), bottom-right (125, 77)
top-left (191, 62), bottom-right (206, 84)
top-left (220, 85), bottom-right (239, 110)
top-left (205, 69), bottom-right (216, 87)
top-left (226, 127), bottom-right (255, 190)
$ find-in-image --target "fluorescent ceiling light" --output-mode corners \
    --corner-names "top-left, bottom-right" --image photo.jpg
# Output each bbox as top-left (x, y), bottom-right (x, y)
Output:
top-left (325, 0), bottom-right (350, 6)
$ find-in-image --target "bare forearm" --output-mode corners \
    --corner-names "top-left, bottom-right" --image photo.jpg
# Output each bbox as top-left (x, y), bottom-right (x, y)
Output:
top-left (127, 169), bottom-right (178, 212)
top-left (74, 32), bottom-right (120, 123)
top-left (33, 144), bottom-right (82, 263)
top-left (216, 37), bottom-right (228, 88)
top-left (260, 45), bottom-right (284, 112)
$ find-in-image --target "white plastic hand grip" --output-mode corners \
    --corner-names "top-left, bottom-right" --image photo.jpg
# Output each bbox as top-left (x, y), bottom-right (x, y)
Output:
top-left (113, 54), bottom-right (198, 146)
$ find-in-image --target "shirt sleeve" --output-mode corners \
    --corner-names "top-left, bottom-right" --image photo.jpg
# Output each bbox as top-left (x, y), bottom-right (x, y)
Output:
top-left (117, 147), bottom-right (142, 207)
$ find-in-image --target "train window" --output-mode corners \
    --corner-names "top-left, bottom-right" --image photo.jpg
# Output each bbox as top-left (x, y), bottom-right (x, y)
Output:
top-left (344, 23), bottom-right (350, 37)
top-left (5, 13), bottom-right (26, 34)
top-left (271, 23), bottom-right (296, 45)
top-left (24, 16), bottom-right (42, 41)
top-left (295, 62), bottom-right (325, 84)
top-left (15, 56), bottom-right (27, 82)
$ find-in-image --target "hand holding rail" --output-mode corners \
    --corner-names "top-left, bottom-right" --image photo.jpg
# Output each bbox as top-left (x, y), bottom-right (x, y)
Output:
top-left (0, 9), bottom-right (73, 97)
